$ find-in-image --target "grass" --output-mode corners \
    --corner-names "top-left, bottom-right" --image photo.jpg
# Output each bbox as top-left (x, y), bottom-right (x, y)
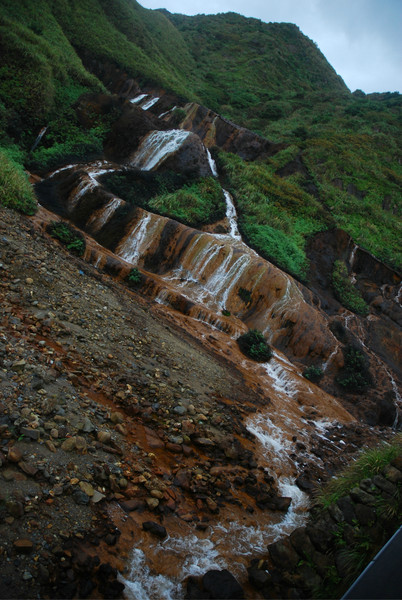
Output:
top-left (0, 147), bottom-right (37, 214)
top-left (148, 177), bottom-right (225, 227)
top-left (317, 437), bottom-right (401, 508)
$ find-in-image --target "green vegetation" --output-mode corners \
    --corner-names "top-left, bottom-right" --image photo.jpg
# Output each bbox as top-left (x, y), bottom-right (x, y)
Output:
top-left (336, 344), bottom-right (373, 393)
top-left (148, 177), bottom-right (225, 227)
top-left (303, 365), bottom-right (324, 383)
top-left (0, 0), bottom-right (400, 275)
top-left (219, 150), bottom-right (327, 278)
top-left (317, 437), bottom-right (401, 508)
top-left (237, 330), bottom-right (272, 361)
top-left (237, 287), bottom-right (252, 305)
top-left (0, 148), bottom-right (37, 214)
top-left (47, 221), bottom-right (85, 255)
top-left (126, 267), bottom-right (143, 287)
top-left (332, 260), bottom-right (369, 316)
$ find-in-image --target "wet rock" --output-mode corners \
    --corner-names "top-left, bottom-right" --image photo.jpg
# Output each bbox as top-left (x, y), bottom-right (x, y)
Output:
top-left (73, 490), bottom-right (90, 505)
top-left (20, 427), bottom-right (40, 441)
top-left (142, 521), bottom-right (167, 538)
top-left (372, 475), bottom-right (396, 496)
top-left (336, 496), bottom-right (357, 524)
top-left (120, 499), bottom-right (146, 512)
top-left (185, 576), bottom-right (211, 599)
top-left (202, 569), bottom-right (245, 599)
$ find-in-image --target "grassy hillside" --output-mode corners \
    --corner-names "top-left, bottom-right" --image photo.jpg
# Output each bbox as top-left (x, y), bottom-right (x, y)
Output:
top-left (0, 0), bottom-right (400, 273)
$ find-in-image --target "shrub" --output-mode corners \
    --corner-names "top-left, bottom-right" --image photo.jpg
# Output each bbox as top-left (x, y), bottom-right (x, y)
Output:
top-left (237, 330), bottom-right (272, 361)
top-left (303, 365), bottom-right (323, 382)
top-left (332, 260), bottom-right (369, 316)
top-left (0, 148), bottom-right (37, 215)
top-left (336, 344), bottom-right (373, 392)
top-left (126, 267), bottom-right (143, 287)
top-left (222, 309), bottom-right (231, 316)
top-left (47, 221), bottom-right (85, 256)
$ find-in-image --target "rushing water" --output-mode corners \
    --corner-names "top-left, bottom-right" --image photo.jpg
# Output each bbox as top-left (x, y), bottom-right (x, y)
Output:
top-left (131, 129), bottom-right (192, 171)
top-left (141, 97), bottom-right (160, 111)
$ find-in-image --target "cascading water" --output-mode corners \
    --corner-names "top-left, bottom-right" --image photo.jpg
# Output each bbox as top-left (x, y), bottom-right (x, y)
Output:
top-left (141, 97), bottom-right (160, 111)
top-left (206, 148), bottom-right (218, 177)
top-left (86, 197), bottom-right (124, 233)
top-left (221, 190), bottom-right (241, 240)
top-left (130, 93), bottom-right (148, 104)
top-left (131, 129), bottom-right (192, 171)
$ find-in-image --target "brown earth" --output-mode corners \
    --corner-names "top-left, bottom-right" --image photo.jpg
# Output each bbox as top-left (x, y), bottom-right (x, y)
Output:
top-left (0, 205), bottom-right (395, 599)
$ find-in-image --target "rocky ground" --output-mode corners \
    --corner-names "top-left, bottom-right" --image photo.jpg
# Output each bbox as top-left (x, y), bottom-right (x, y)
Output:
top-left (0, 205), bottom-right (394, 599)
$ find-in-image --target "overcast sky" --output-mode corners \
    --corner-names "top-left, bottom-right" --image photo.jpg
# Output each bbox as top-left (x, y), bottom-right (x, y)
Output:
top-left (138, 0), bottom-right (401, 93)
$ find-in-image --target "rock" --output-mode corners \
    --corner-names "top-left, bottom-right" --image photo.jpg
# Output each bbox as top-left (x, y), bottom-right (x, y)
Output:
top-left (372, 475), bottom-right (396, 495)
top-left (120, 499), bottom-right (146, 512)
top-left (92, 490), bottom-right (106, 504)
top-left (81, 417), bottom-right (95, 433)
top-left (205, 497), bottom-right (219, 513)
top-left (79, 481), bottom-right (94, 496)
top-left (142, 521), bottom-right (167, 538)
top-left (13, 539), bottom-right (34, 554)
top-left (247, 560), bottom-right (271, 589)
top-left (146, 497), bottom-right (159, 509)
top-left (61, 437), bottom-right (76, 452)
top-left (73, 490), bottom-right (90, 505)
top-left (268, 539), bottom-right (299, 571)
top-left (20, 427), bottom-right (40, 440)
top-left (150, 489), bottom-right (164, 499)
top-left (75, 436), bottom-right (87, 453)
top-left (383, 465), bottom-right (402, 484)
top-left (110, 411), bottom-right (124, 424)
top-left (336, 496), bottom-right (357, 524)
top-left (8, 446), bottom-right (23, 463)
top-left (202, 569), bottom-right (245, 599)
top-left (6, 500), bottom-right (24, 518)
top-left (18, 460), bottom-right (38, 477)
top-left (349, 487), bottom-right (377, 506)
top-left (97, 431), bottom-right (112, 444)
top-left (173, 405), bottom-right (187, 415)
top-left (174, 469), bottom-right (192, 490)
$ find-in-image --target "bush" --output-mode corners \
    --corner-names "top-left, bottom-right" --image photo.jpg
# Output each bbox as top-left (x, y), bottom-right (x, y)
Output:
top-left (303, 365), bottom-right (323, 382)
top-left (47, 221), bottom-right (85, 256)
top-left (0, 148), bottom-right (37, 215)
top-left (126, 267), bottom-right (143, 287)
top-left (237, 330), bottom-right (272, 361)
top-left (332, 260), bottom-right (369, 316)
top-left (336, 344), bottom-right (373, 392)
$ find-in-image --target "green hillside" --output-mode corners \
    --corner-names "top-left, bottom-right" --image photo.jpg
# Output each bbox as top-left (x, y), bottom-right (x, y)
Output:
top-left (0, 0), bottom-right (400, 274)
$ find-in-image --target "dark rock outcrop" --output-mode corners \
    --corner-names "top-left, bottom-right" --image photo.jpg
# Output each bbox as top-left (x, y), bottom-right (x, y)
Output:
top-left (178, 102), bottom-right (284, 160)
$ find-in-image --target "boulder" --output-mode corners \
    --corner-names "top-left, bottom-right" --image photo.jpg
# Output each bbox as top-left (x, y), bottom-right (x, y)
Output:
top-left (202, 569), bottom-right (244, 599)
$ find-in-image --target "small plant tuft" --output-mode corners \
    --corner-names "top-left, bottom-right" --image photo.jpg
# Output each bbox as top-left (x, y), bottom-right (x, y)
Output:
top-left (237, 329), bottom-right (272, 362)
top-left (303, 365), bottom-right (324, 382)
top-left (222, 309), bottom-right (231, 317)
top-left (47, 221), bottom-right (85, 256)
top-left (126, 267), bottom-right (143, 287)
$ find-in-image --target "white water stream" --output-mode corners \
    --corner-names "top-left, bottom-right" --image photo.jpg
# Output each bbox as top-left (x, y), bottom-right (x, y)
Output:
top-left (131, 129), bottom-right (192, 171)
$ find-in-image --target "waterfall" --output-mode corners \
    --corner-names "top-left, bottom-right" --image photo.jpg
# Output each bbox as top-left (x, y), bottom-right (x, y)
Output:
top-left (349, 243), bottom-right (358, 269)
top-left (68, 163), bottom-right (116, 210)
top-left (206, 148), bottom-right (218, 176)
top-left (141, 97), bottom-right (160, 111)
top-left (86, 197), bottom-right (124, 233)
top-left (323, 345), bottom-right (339, 372)
top-left (222, 190), bottom-right (241, 240)
top-left (159, 106), bottom-right (177, 119)
top-left (116, 213), bottom-right (162, 264)
top-left (30, 126), bottom-right (47, 153)
top-left (130, 93), bottom-right (148, 104)
top-left (131, 130), bottom-right (192, 171)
